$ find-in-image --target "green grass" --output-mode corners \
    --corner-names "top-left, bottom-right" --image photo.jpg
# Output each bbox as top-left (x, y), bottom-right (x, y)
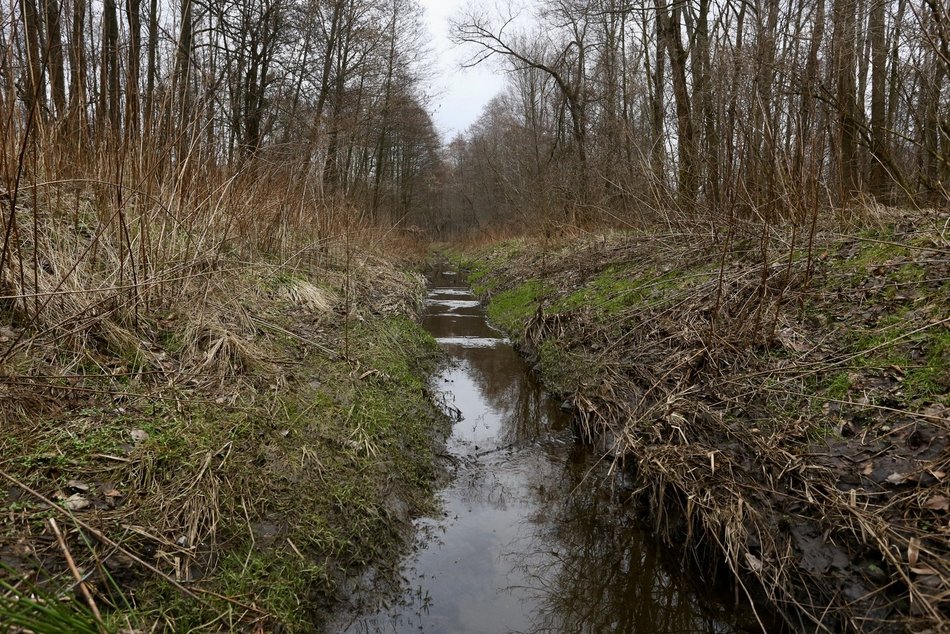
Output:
top-left (904, 329), bottom-right (950, 402)
top-left (449, 241), bottom-right (524, 296)
top-left (551, 266), bottom-right (684, 316)
top-left (0, 569), bottom-right (106, 634)
top-left (3, 313), bottom-right (447, 632)
top-left (850, 240), bottom-right (909, 270)
top-left (486, 279), bottom-right (550, 333)
top-left (824, 372), bottom-right (853, 400)
top-left (843, 311), bottom-right (949, 403)
top-left (891, 263), bottom-right (926, 284)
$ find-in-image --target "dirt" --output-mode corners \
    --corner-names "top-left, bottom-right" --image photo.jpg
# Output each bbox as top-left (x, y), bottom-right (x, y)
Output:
top-left (454, 209), bottom-right (949, 633)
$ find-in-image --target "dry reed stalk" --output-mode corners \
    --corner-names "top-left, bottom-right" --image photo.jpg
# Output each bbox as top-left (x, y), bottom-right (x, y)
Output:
top-left (474, 210), bottom-right (949, 632)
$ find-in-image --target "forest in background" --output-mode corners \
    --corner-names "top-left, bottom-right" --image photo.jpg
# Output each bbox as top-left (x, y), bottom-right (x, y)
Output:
top-left (0, 0), bottom-right (446, 361)
top-left (1, 0), bottom-right (947, 248)
top-left (445, 0), bottom-right (949, 232)
top-left (2, 0), bottom-right (443, 237)
top-left (0, 0), bottom-right (948, 629)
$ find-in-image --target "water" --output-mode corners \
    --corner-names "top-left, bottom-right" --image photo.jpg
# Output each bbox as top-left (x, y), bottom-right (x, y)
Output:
top-left (340, 269), bottom-right (750, 633)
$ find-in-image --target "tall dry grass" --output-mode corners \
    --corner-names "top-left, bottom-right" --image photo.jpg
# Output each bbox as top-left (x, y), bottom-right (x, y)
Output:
top-left (0, 92), bottom-right (421, 422)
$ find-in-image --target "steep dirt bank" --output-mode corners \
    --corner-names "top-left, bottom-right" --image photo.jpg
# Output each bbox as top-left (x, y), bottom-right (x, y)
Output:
top-left (452, 209), bottom-right (949, 633)
top-left (0, 247), bottom-right (449, 631)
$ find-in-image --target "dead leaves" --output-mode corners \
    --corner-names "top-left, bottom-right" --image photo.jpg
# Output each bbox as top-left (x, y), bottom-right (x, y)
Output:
top-left (921, 495), bottom-right (949, 512)
top-left (63, 494), bottom-right (91, 511)
top-left (887, 472), bottom-right (913, 485)
top-left (54, 479), bottom-right (126, 512)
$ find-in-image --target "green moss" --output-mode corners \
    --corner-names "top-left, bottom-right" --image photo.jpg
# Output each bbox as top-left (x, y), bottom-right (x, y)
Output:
top-left (486, 279), bottom-right (549, 333)
top-left (891, 263), bottom-right (925, 284)
top-left (551, 265), bottom-right (701, 319)
top-left (853, 242), bottom-right (908, 269)
top-left (841, 230), bottom-right (913, 278)
top-left (553, 266), bottom-right (640, 315)
top-left (824, 373), bottom-right (852, 400)
top-left (552, 266), bottom-right (658, 316)
top-left (844, 306), bottom-right (949, 403)
top-left (904, 329), bottom-right (950, 401)
top-left (451, 241), bottom-right (524, 296)
top-left (468, 263), bottom-right (499, 295)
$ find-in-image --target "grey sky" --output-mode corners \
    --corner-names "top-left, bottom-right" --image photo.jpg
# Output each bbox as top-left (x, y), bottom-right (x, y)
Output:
top-left (419, 0), bottom-right (506, 141)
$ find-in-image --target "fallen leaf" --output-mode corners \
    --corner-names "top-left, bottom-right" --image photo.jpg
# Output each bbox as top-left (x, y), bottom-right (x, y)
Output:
top-left (861, 462), bottom-right (874, 476)
top-left (922, 495), bottom-right (949, 512)
top-left (63, 494), bottom-right (91, 511)
top-left (908, 537), bottom-right (921, 567)
top-left (911, 565), bottom-right (938, 575)
top-left (777, 328), bottom-right (809, 353)
top-left (922, 404), bottom-right (948, 420)
top-left (887, 472), bottom-right (909, 485)
top-left (745, 552), bottom-right (764, 573)
top-left (66, 480), bottom-right (90, 493)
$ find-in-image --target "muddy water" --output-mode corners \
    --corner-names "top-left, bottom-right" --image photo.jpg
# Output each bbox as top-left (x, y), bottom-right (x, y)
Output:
top-left (341, 270), bottom-right (748, 633)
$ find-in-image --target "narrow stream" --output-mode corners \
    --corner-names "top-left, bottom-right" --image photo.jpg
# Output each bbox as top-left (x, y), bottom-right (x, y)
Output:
top-left (341, 269), bottom-right (749, 633)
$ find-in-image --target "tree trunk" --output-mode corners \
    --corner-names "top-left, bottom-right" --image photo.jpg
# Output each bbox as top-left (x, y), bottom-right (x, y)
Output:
top-left (125, 0), bottom-right (142, 142)
top-left (144, 0), bottom-right (157, 136)
top-left (103, 0), bottom-right (120, 132)
top-left (20, 0), bottom-right (46, 120)
top-left (655, 0), bottom-right (696, 211)
top-left (44, 0), bottom-right (66, 119)
top-left (832, 0), bottom-right (860, 199)
top-left (67, 0), bottom-right (88, 147)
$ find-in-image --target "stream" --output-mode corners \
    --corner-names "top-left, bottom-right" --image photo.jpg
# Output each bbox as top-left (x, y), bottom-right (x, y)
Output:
top-left (340, 269), bottom-right (751, 633)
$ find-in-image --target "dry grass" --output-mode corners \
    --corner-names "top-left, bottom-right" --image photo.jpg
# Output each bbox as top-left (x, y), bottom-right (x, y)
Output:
top-left (463, 206), bottom-right (950, 632)
top-left (0, 115), bottom-right (439, 631)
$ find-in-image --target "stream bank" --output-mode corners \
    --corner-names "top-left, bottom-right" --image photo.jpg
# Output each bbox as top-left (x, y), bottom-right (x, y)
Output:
top-left (336, 267), bottom-right (760, 633)
top-left (0, 250), bottom-right (450, 632)
top-left (451, 209), bottom-right (949, 633)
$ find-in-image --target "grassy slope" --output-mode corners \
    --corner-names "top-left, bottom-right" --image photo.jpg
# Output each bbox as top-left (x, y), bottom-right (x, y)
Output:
top-left (0, 252), bottom-right (448, 631)
top-left (452, 210), bottom-right (949, 632)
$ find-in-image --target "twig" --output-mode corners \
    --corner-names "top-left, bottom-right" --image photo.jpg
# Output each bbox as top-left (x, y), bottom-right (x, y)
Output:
top-left (48, 518), bottom-right (107, 633)
top-left (0, 469), bottom-right (263, 616)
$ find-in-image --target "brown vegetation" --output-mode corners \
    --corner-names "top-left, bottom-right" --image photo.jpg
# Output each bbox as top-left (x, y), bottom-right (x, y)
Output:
top-left (458, 207), bottom-right (949, 632)
top-left (0, 0), bottom-right (449, 628)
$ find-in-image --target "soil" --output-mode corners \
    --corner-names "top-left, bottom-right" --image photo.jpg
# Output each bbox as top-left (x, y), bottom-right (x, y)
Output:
top-left (454, 209), bottom-right (949, 633)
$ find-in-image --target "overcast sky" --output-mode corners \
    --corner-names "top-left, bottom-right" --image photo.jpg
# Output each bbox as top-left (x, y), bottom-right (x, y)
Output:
top-left (419, 0), bottom-right (507, 141)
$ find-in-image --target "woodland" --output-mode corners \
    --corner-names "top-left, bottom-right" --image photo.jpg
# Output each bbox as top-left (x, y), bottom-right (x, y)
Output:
top-left (0, 0), bottom-right (947, 631)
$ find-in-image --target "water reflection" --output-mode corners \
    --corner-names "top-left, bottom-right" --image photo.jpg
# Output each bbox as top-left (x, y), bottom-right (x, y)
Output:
top-left (506, 445), bottom-right (742, 633)
top-left (338, 269), bottom-right (748, 634)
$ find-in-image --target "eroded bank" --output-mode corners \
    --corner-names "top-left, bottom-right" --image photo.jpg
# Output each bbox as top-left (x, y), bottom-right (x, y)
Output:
top-left (450, 211), bottom-right (949, 633)
top-left (336, 267), bottom-right (760, 633)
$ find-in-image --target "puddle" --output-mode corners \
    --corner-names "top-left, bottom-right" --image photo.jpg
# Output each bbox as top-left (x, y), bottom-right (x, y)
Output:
top-left (337, 269), bottom-right (754, 633)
